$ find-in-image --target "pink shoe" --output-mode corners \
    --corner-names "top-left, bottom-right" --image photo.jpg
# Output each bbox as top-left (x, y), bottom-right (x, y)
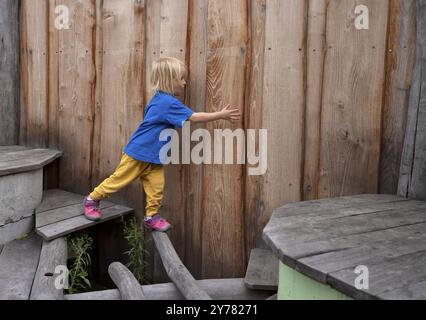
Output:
top-left (83, 196), bottom-right (102, 221)
top-left (144, 215), bottom-right (172, 232)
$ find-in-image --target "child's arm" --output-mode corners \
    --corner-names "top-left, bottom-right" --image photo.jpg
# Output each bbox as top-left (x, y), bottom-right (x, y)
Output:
top-left (189, 104), bottom-right (241, 123)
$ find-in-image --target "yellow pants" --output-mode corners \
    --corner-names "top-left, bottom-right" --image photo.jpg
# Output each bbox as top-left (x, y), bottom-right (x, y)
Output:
top-left (90, 152), bottom-right (164, 217)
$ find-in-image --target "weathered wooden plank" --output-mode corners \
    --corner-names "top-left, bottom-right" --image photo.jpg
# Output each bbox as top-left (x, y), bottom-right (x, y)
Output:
top-left (328, 250), bottom-right (426, 300)
top-left (406, 0), bottom-right (426, 200)
top-left (244, 248), bottom-right (278, 291)
top-left (36, 201), bottom-right (115, 228)
top-left (108, 262), bottom-right (146, 300)
top-left (303, 0), bottom-right (327, 200)
top-left (319, 0), bottom-right (389, 197)
top-left (36, 205), bottom-right (133, 240)
top-left (202, 0), bottom-right (247, 279)
top-left (0, 146), bottom-right (30, 154)
top-left (30, 237), bottom-right (67, 300)
top-left (296, 222), bottom-right (426, 282)
top-left (0, 0), bottom-right (20, 145)
top-left (380, 0), bottom-right (416, 195)
top-left (0, 233), bottom-right (42, 300)
top-left (244, 0), bottom-right (268, 263)
top-left (56, 0), bottom-right (95, 195)
top-left (36, 189), bottom-right (88, 214)
top-left (185, 0), bottom-right (208, 281)
top-left (20, 0), bottom-right (49, 147)
top-left (266, 293), bottom-right (277, 300)
top-left (0, 148), bottom-right (62, 177)
top-left (65, 278), bottom-right (274, 300)
top-left (152, 231), bottom-right (212, 300)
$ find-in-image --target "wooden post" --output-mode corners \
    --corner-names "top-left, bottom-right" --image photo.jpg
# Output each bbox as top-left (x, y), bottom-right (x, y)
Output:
top-left (0, 0), bottom-right (20, 145)
top-left (398, 0), bottom-right (426, 200)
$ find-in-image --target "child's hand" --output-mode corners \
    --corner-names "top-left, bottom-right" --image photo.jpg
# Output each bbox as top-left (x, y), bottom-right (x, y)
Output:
top-left (220, 104), bottom-right (241, 122)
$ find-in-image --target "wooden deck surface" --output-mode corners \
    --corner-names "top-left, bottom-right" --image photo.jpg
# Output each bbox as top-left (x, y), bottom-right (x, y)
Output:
top-left (263, 194), bottom-right (426, 299)
top-left (36, 189), bottom-right (134, 241)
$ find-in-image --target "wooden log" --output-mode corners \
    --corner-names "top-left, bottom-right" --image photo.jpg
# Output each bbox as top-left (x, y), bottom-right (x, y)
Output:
top-left (152, 231), bottom-right (212, 300)
top-left (108, 262), bottom-right (146, 300)
top-left (65, 278), bottom-right (275, 300)
top-left (398, 0), bottom-right (426, 200)
top-left (0, 0), bottom-right (20, 145)
top-left (380, 0), bottom-right (416, 195)
top-left (30, 237), bottom-right (67, 300)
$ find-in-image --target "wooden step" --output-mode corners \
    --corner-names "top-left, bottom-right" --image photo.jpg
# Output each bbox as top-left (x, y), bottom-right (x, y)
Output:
top-left (244, 248), bottom-right (278, 291)
top-left (0, 233), bottom-right (42, 300)
top-left (35, 189), bottom-right (134, 241)
top-left (0, 145), bottom-right (62, 177)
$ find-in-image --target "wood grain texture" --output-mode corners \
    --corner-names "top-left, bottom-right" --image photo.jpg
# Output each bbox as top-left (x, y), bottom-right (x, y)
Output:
top-left (108, 262), bottom-right (146, 300)
top-left (152, 231), bottom-right (212, 300)
top-left (30, 237), bottom-right (67, 300)
top-left (319, 0), bottom-right (390, 198)
top-left (263, 194), bottom-right (426, 299)
top-left (65, 277), bottom-right (274, 300)
top-left (202, 0), bottom-right (248, 278)
top-left (20, 0), bottom-right (49, 147)
top-left (0, 233), bottom-right (42, 300)
top-left (55, 0), bottom-right (96, 195)
top-left (244, 248), bottom-right (278, 290)
top-left (380, 0), bottom-right (416, 195)
top-left (0, 0), bottom-right (20, 145)
top-left (303, 0), bottom-right (327, 200)
top-left (244, 0), bottom-right (267, 265)
top-left (185, 0), bottom-right (207, 279)
top-left (398, 0), bottom-right (426, 200)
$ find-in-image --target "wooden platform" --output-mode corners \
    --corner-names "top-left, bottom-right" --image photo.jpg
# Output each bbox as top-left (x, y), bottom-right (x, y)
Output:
top-left (244, 248), bottom-right (278, 291)
top-left (36, 189), bottom-right (134, 241)
top-left (263, 194), bottom-right (426, 300)
top-left (0, 233), bottom-right (67, 300)
top-left (0, 145), bottom-right (62, 177)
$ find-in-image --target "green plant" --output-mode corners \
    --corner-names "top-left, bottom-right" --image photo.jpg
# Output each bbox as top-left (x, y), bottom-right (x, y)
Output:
top-left (123, 216), bottom-right (149, 284)
top-left (66, 232), bottom-right (93, 294)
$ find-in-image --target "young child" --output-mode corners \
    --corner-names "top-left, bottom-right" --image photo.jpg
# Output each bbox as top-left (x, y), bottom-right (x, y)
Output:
top-left (83, 57), bottom-right (241, 232)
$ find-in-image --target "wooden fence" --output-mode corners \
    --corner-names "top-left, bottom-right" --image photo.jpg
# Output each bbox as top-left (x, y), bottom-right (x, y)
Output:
top-left (14, 0), bottom-right (416, 280)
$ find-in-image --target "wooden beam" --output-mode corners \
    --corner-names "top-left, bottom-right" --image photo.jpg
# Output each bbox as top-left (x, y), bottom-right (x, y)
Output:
top-left (65, 278), bottom-right (274, 300)
top-left (0, 0), bottom-right (20, 145)
top-left (108, 262), bottom-right (146, 300)
top-left (30, 237), bottom-right (67, 300)
top-left (152, 231), bottom-right (212, 300)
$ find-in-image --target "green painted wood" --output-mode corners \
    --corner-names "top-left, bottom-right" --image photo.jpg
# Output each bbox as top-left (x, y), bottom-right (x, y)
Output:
top-left (277, 262), bottom-right (350, 300)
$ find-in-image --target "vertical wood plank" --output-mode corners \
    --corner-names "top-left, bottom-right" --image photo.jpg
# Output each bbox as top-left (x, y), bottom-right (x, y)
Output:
top-left (319, 0), bottom-right (389, 198)
top-left (303, 0), bottom-right (327, 200)
top-left (56, 0), bottom-right (95, 194)
top-left (398, 0), bottom-right (426, 200)
top-left (380, 0), bottom-right (416, 195)
top-left (91, 0), bottom-right (146, 278)
top-left (202, 0), bottom-right (248, 278)
top-left (185, 0), bottom-right (208, 279)
top-left (0, 0), bottom-right (20, 145)
top-left (260, 0), bottom-right (306, 241)
top-left (20, 0), bottom-right (49, 147)
top-left (244, 0), bottom-right (267, 264)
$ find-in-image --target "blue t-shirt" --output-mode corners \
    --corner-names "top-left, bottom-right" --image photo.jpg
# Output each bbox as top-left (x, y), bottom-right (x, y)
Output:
top-left (124, 91), bottom-right (194, 164)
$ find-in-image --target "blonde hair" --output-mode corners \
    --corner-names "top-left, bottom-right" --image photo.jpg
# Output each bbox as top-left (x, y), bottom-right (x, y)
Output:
top-left (150, 57), bottom-right (187, 96)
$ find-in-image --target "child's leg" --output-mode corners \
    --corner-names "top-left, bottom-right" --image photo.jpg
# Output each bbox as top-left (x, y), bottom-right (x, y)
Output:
top-left (89, 152), bottom-right (148, 201)
top-left (140, 163), bottom-right (165, 217)
top-left (140, 164), bottom-right (171, 232)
